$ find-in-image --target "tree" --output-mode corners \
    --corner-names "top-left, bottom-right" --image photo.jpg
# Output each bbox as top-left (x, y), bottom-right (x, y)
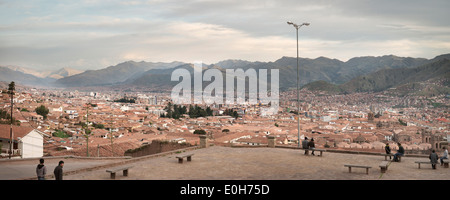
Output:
top-left (53, 130), bottom-right (70, 138)
top-left (93, 123), bottom-right (105, 129)
top-left (193, 129), bottom-right (206, 135)
top-left (206, 106), bottom-right (213, 116)
top-left (8, 81), bottom-right (15, 159)
top-left (398, 119), bottom-right (407, 126)
top-left (35, 105), bottom-right (49, 119)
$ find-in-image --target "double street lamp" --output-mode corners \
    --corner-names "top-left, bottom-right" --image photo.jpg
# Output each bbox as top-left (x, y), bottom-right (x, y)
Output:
top-left (287, 21), bottom-right (310, 148)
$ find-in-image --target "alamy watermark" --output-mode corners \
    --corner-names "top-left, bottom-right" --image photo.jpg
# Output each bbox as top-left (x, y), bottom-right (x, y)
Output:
top-left (171, 62), bottom-right (279, 115)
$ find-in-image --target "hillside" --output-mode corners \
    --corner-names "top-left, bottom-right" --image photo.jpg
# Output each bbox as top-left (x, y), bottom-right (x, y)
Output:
top-left (46, 67), bottom-right (83, 79)
top-left (123, 54), bottom-right (440, 92)
top-left (2, 53), bottom-right (449, 91)
top-left (55, 61), bottom-right (185, 87)
top-left (0, 66), bottom-right (51, 87)
top-left (303, 58), bottom-right (450, 95)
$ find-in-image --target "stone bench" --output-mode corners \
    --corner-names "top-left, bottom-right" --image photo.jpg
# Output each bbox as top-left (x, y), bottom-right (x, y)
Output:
top-left (443, 160), bottom-right (449, 168)
top-left (415, 161), bottom-right (433, 169)
top-left (176, 154), bottom-right (194, 164)
top-left (106, 166), bottom-right (133, 179)
top-left (392, 154), bottom-right (403, 162)
top-left (304, 149), bottom-right (326, 157)
top-left (344, 164), bottom-right (371, 175)
top-left (381, 153), bottom-right (393, 161)
top-left (379, 161), bottom-right (390, 173)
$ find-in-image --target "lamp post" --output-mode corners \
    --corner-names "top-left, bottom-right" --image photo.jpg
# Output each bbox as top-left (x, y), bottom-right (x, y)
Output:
top-left (287, 21), bottom-right (309, 148)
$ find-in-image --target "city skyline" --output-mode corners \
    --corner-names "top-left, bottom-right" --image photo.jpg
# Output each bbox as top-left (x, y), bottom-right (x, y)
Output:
top-left (1, 0), bottom-right (449, 71)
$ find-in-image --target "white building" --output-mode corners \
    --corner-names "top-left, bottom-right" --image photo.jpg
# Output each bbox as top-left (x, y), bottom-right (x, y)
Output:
top-left (0, 125), bottom-right (44, 158)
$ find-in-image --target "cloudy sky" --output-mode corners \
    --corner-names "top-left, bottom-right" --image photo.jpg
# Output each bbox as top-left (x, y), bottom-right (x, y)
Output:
top-left (1, 0), bottom-right (449, 71)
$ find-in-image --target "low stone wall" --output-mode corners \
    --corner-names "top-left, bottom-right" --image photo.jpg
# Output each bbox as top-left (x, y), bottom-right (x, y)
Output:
top-left (124, 140), bottom-right (192, 157)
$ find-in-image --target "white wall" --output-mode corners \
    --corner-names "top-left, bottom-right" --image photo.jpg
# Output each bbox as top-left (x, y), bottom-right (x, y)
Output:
top-left (20, 130), bottom-right (43, 158)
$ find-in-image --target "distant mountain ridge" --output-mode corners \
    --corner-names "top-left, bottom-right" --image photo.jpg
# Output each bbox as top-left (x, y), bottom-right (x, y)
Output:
top-left (1, 53), bottom-right (449, 94)
top-left (55, 61), bottom-right (185, 87)
top-left (303, 57), bottom-right (450, 95)
top-left (47, 67), bottom-right (83, 79)
top-left (4, 65), bottom-right (82, 79)
top-left (0, 66), bottom-right (51, 86)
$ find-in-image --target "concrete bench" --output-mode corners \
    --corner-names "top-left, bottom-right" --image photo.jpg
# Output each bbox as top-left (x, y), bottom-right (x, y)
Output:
top-left (176, 154), bottom-right (194, 164)
top-left (304, 149), bottom-right (326, 157)
top-left (344, 164), bottom-right (371, 175)
top-left (381, 153), bottom-right (393, 161)
top-left (106, 166), bottom-right (133, 179)
top-left (415, 161), bottom-right (433, 169)
top-left (443, 160), bottom-right (449, 168)
top-left (392, 154), bottom-right (403, 162)
top-left (379, 161), bottom-right (390, 173)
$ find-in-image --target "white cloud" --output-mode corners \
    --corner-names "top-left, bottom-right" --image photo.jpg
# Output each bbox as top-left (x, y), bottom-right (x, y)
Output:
top-left (0, 0), bottom-right (449, 70)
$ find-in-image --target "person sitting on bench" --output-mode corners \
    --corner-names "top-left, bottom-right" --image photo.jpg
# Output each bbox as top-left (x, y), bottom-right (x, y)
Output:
top-left (308, 138), bottom-right (316, 156)
top-left (302, 137), bottom-right (309, 155)
top-left (385, 143), bottom-right (392, 160)
top-left (393, 143), bottom-right (404, 162)
top-left (440, 147), bottom-right (448, 166)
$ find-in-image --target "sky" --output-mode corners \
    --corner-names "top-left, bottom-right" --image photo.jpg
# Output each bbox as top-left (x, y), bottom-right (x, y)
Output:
top-left (0, 0), bottom-right (449, 71)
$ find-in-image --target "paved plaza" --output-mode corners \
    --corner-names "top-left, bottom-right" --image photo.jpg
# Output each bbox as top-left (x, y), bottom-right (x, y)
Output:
top-left (2, 146), bottom-right (448, 180)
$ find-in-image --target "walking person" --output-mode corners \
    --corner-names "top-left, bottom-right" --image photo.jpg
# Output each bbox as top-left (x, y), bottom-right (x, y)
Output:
top-left (393, 143), bottom-right (404, 162)
top-left (385, 143), bottom-right (392, 160)
top-left (302, 137), bottom-right (309, 155)
top-left (36, 158), bottom-right (47, 180)
top-left (440, 147), bottom-right (448, 166)
top-left (308, 138), bottom-right (316, 156)
top-left (54, 160), bottom-right (64, 180)
top-left (430, 150), bottom-right (439, 169)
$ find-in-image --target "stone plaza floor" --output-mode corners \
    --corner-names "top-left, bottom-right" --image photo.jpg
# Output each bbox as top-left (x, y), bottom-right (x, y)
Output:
top-left (55, 146), bottom-right (450, 180)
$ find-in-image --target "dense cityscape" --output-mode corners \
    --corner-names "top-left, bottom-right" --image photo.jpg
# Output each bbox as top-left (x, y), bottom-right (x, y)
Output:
top-left (1, 84), bottom-right (448, 159)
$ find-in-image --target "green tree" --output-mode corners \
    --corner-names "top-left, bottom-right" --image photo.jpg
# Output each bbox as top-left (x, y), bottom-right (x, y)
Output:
top-left (93, 123), bottom-right (105, 129)
top-left (53, 130), bottom-right (70, 138)
top-left (35, 105), bottom-right (49, 119)
top-left (193, 129), bottom-right (206, 135)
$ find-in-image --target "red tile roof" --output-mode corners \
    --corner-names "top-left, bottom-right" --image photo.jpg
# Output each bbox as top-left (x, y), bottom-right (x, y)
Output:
top-left (0, 124), bottom-right (34, 140)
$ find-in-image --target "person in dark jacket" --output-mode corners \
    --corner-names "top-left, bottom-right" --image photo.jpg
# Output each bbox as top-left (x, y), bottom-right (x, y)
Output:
top-left (429, 150), bottom-right (438, 169)
top-left (54, 160), bottom-right (64, 180)
top-left (36, 158), bottom-right (47, 180)
top-left (308, 138), bottom-right (316, 156)
top-left (393, 143), bottom-right (404, 162)
top-left (302, 137), bottom-right (309, 155)
top-left (385, 143), bottom-right (392, 160)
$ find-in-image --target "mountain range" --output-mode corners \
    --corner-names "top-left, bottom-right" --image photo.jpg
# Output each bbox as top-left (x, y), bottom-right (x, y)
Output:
top-left (303, 58), bottom-right (450, 95)
top-left (1, 53), bottom-right (449, 95)
top-left (0, 66), bottom-right (83, 87)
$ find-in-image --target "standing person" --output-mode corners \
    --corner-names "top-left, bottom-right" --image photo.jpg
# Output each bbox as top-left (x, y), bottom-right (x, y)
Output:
top-left (393, 143), bottom-right (404, 162)
top-left (430, 150), bottom-right (438, 169)
top-left (308, 138), bottom-right (316, 156)
top-left (36, 158), bottom-right (47, 180)
top-left (440, 147), bottom-right (448, 166)
top-left (302, 137), bottom-right (309, 155)
top-left (54, 160), bottom-right (64, 180)
top-left (385, 143), bottom-right (392, 160)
